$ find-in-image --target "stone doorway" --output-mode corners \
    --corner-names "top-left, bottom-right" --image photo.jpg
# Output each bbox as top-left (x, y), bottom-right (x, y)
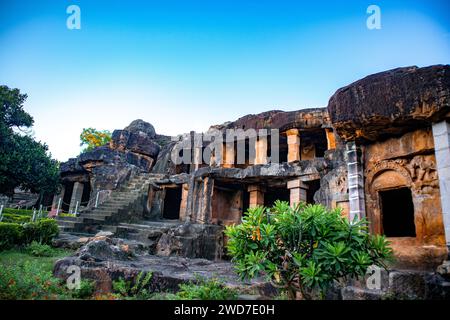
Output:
top-left (264, 186), bottom-right (290, 208)
top-left (305, 179), bottom-right (321, 204)
top-left (163, 187), bottom-right (182, 220)
top-left (211, 184), bottom-right (243, 225)
top-left (62, 182), bottom-right (74, 212)
top-left (380, 188), bottom-right (416, 237)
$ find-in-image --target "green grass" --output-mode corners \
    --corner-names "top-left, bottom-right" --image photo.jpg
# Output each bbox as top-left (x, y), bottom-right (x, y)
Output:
top-left (0, 247), bottom-right (72, 268)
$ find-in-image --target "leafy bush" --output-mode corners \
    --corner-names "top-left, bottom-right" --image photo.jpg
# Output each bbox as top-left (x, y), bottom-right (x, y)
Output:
top-left (0, 259), bottom-right (67, 299)
top-left (58, 213), bottom-right (76, 218)
top-left (176, 278), bottom-right (238, 300)
top-left (0, 219), bottom-right (59, 250)
top-left (1, 213), bottom-right (31, 224)
top-left (225, 201), bottom-right (393, 299)
top-left (72, 280), bottom-right (96, 299)
top-left (0, 223), bottom-right (22, 250)
top-left (22, 219), bottom-right (59, 245)
top-left (2, 208), bottom-right (47, 216)
top-left (26, 241), bottom-right (56, 257)
top-left (112, 272), bottom-right (153, 299)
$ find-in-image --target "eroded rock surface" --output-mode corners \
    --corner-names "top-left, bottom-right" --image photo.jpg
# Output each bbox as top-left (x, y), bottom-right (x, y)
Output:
top-left (53, 236), bottom-right (274, 296)
top-left (328, 65), bottom-right (450, 142)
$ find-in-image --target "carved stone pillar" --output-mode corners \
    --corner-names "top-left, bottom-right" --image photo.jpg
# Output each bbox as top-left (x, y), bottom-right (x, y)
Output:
top-left (222, 142), bottom-right (235, 168)
top-left (326, 128), bottom-right (336, 150)
top-left (179, 183), bottom-right (189, 222)
top-left (287, 179), bottom-right (308, 206)
top-left (346, 142), bottom-right (366, 221)
top-left (432, 120), bottom-right (450, 256)
top-left (286, 129), bottom-right (301, 162)
top-left (255, 136), bottom-right (268, 165)
top-left (248, 185), bottom-right (265, 208)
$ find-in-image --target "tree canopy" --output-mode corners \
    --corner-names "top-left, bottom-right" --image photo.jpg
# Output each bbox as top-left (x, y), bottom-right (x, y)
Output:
top-left (79, 127), bottom-right (112, 153)
top-left (0, 85), bottom-right (60, 198)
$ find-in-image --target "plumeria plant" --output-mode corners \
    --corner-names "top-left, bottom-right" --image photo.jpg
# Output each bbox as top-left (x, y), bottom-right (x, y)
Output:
top-left (225, 201), bottom-right (393, 299)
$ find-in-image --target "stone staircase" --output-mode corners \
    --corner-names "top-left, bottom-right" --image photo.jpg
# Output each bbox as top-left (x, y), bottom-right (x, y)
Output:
top-left (56, 172), bottom-right (152, 235)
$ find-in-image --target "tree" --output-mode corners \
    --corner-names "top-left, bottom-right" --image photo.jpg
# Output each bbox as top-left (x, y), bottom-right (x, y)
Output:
top-left (225, 201), bottom-right (393, 299)
top-left (0, 85), bottom-right (60, 199)
top-left (79, 127), bottom-right (112, 153)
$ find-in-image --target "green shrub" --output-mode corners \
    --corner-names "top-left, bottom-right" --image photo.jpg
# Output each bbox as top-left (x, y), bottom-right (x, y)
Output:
top-left (0, 223), bottom-right (23, 250)
top-left (112, 271), bottom-right (153, 299)
top-left (2, 208), bottom-right (48, 217)
top-left (225, 201), bottom-right (393, 299)
top-left (0, 259), bottom-right (66, 299)
top-left (26, 241), bottom-right (56, 257)
top-left (58, 213), bottom-right (76, 218)
top-left (176, 278), bottom-right (238, 300)
top-left (72, 280), bottom-right (96, 299)
top-left (22, 219), bottom-right (59, 245)
top-left (1, 213), bottom-right (31, 224)
top-left (0, 219), bottom-right (59, 250)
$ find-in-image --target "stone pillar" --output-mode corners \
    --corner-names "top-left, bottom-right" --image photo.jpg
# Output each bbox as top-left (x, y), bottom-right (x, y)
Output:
top-left (248, 185), bottom-right (265, 208)
top-left (193, 146), bottom-right (203, 171)
top-left (222, 142), bottom-right (235, 168)
top-left (432, 120), bottom-right (450, 256)
top-left (287, 179), bottom-right (308, 206)
top-left (255, 136), bottom-right (268, 165)
top-left (69, 182), bottom-right (84, 213)
top-left (326, 128), bottom-right (336, 150)
top-left (192, 133), bottom-right (203, 171)
top-left (286, 129), bottom-right (301, 162)
top-left (179, 183), bottom-right (189, 222)
top-left (346, 142), bottom-right (366, 221)
top-left (198, 177), bottom-right (214, 224)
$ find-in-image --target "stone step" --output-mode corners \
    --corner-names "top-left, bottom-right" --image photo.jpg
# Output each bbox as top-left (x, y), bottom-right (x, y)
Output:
top-left (81, 212), bottom-right (113, 219)
top-left (60, 172), bottom-right (151, 233)
top-left (98, 201), bottom-right (133, 207)
top-left (56, 216), bottom-right (83, 223)
top-left (57, 220), bottom-right (76, 228)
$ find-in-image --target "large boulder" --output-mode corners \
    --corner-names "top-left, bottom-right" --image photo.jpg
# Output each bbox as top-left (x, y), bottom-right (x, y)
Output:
top-left (124, 119), bottom-right (156, 139)
top-left (328, 65), bottom-right (450, 142)
top-left (111, 129), bottom-right (160, 158)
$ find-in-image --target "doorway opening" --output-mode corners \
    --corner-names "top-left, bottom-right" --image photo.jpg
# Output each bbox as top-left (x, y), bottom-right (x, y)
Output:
top-left (264, 186), bottom-right (290, 208)
top-left (380, 188), bottom-right (416, 237)
top-left (163, 186), bottom-right (182, 220)
top-left (306, 179), bottom-right (321, 204)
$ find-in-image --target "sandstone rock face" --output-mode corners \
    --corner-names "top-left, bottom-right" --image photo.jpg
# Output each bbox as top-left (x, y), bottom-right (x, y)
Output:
top-left (53, 236), bottom-right (274, 295)
top-left (363, 128), bottom-right (446, 269)
top-left (154, 224), bottom-right (224, 260)
top-left (110, 129), bottom-right (160, 159)
top-left (124, 119), bottom-right (156, 139)
top-left (60, 120), bottom-right (163, 194)
top-left (211, 108), bottom-right (331, 132)
top-left (328, 65), bottom-right (450, 142)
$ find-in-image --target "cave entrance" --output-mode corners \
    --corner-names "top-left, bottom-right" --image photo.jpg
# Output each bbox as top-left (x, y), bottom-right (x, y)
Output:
top-left (264, 186), bottom-right (290, 208)
top-left (163, 186), bottom-right (182, 220)
top-left (80, 182), bottom-right (91, 207)
top-left (380, 188), bottom-right (416, 237)
top-left (211, 183), bottom-right (243, 225)
top-left (306, 179), bottom-right (321, 204)
top-left (62, 182), bottom-right (74, 212)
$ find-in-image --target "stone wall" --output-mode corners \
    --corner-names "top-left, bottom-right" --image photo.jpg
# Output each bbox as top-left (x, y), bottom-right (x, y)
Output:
top-left (364, 128), bottom-right (446, 269)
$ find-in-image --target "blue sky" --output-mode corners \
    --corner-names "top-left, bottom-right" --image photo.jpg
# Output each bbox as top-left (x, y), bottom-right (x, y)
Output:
top-left (1, 0), bottom-right (449, 161)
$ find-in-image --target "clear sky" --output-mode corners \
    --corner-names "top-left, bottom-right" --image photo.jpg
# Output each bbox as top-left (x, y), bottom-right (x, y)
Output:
top-left (1, 0), bottom-right (449, 161)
